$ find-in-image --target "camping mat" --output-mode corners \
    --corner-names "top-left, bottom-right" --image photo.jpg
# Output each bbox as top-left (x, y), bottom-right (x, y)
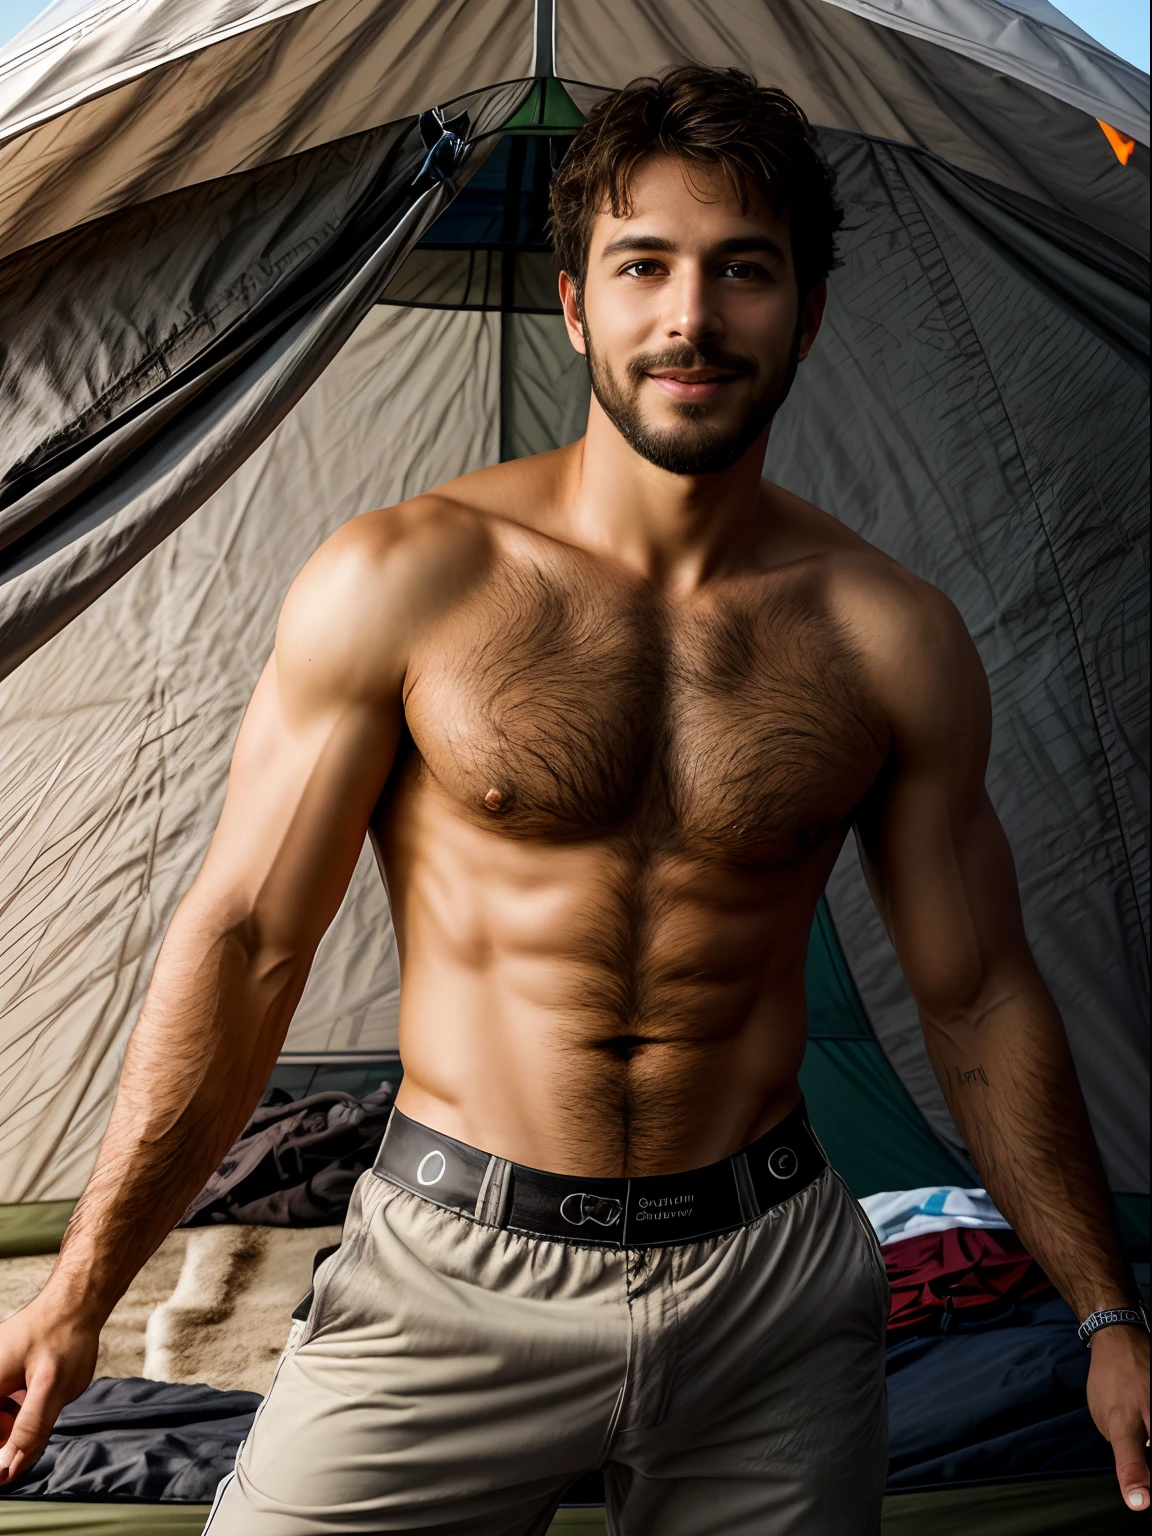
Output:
top-left (0, 1476), bottom-right (1124, 1534)
top-left (0, 1204), bottom-right (75, 1260)
top-left (881, 1473), bottom-right (1129, 1533)
top-left (0, 1510), bottom-right (211, 1534)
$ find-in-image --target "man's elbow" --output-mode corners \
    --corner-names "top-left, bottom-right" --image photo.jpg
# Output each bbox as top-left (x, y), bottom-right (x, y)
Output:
top-left (169, 886), bottom-right (313, 1001)
top-left (914, 954), bottom-right (1048, 1039)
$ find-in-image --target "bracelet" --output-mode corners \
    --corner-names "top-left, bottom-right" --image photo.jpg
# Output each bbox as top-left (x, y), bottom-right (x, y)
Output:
top-left (1078, 1300), bottom-right (1150, 1348)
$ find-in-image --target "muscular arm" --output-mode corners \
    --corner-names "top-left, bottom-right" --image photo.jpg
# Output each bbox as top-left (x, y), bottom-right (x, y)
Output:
top-left (855, 577), bottom-right (1148, 1509)
top-left (48, 541), bottom-right (405, 1322)
top-left (0, 507), bottom-right (458, 1481)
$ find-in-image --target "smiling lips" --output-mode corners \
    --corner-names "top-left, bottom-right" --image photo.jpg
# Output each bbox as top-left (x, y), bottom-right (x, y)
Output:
top-left (645, 368), bottom-right (744, 401)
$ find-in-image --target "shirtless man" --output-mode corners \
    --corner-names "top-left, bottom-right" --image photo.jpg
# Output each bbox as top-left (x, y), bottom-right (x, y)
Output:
top-left (0, 68), bottom-right (1146, 1535)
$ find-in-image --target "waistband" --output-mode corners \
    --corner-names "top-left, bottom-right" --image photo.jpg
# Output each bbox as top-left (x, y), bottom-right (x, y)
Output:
top-left (372, 1101), bottom-right (827, 1248)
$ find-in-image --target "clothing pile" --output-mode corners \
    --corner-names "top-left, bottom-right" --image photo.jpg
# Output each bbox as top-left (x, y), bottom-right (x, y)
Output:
top-left (885, 1294), bottom-right (1110, 1486)
top-left (862, 1186), bottom-right (1056, 1337)
top-left (861, 1185), bottom-right (1012, 1245)
top-left (858, 1186), bottom-right (1105, 1483)
top-left (883, 1226), bottom-right (1055, 1337)
top-left (180, 1082), bottom-right (395, 1227)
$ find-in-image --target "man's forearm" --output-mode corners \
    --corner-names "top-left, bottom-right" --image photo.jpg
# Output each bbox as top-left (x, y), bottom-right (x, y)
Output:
top-left (44, 898), bottom-right (308, 1327)
top-left (923, 979), bottom-right (1135, 1321)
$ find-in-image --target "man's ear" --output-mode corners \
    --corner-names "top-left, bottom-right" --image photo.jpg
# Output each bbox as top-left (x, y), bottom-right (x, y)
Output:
top-left (558, 270), bottom-right (587, 356)
top-left (797, 280), bottom-right (827, 363)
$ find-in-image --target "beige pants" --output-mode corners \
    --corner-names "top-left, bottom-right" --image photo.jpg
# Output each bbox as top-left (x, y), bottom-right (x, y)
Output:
top-left (205, 1163), bottom-right (889, 1534)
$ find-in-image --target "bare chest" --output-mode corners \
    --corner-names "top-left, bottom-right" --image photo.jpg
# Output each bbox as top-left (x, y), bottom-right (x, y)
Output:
top-left (401, 570), bottom-right (887, 860)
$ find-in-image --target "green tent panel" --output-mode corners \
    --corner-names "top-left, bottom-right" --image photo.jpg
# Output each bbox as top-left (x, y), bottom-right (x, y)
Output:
top-left (801, 902), bottom-right (972, 1196)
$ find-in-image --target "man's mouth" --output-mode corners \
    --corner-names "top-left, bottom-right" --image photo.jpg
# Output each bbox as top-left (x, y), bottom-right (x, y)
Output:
top-left (644, 367), bottom-right (745, 401)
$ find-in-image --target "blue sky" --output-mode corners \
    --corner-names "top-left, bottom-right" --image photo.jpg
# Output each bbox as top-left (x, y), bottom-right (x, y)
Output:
top-left (0, 0), bottom-right (1148, 71)
top-left (1061, 0), bottom-right (1150, 70)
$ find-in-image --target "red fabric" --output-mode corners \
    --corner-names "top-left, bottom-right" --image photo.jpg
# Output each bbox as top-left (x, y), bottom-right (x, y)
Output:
top-left (883, 1226), bottom-right (1056, 1337)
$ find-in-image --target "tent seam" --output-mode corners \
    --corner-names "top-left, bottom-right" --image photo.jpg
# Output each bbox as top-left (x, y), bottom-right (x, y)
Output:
top-left (1, 119), bottom-right (414, 505)
top-left (883, 142), bottom-right (1148, 954)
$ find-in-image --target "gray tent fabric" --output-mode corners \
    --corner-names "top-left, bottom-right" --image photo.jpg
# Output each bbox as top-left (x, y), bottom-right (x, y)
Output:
top-left (0, 85), bottom-right (525, 680)
top-left (823, 0), bottom-right (1149, 142)
top-left (501, 314), bottom-right (590, 461)
top-left (767, 131), bottom-right (1149, 1189)
top-left (0, 298), bottom-right (500, 1203)
top-left (554, 0), bottom-right (1149, 256)
top-left (0, 0), bottom-right (535, 257)
top-left (0, 0), bottom-right (1144, 263)
top-left (907, 153), bottom-right (1149, 376)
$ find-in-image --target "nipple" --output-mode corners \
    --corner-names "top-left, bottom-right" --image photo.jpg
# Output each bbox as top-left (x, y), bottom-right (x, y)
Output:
top-left (483, 786), bottom-right (507, 813)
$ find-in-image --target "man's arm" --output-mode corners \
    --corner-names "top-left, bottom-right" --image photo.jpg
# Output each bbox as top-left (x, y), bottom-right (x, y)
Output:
top-left (0, 507), bottom-right (463, 1484)
top-left (853, 574), bottom-right (1149, 1513)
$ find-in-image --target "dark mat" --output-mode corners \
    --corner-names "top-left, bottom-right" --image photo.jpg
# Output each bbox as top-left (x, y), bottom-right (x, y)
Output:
top-left (885, 1296), bottom-right (1110, 1486)
top-left (0, 1378), bottom-right (259, 1503)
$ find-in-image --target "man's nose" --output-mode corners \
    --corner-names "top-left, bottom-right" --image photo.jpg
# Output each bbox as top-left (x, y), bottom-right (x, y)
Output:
top-left (663, 268), bottom-right (723, 347)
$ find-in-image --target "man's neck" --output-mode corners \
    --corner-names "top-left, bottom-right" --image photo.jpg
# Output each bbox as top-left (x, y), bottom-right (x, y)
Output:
top-left (561, 399), bottom-right (772, 594)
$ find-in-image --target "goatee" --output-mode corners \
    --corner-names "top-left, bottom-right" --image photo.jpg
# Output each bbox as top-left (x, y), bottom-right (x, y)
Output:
top-left (585, 330), bottom-right (802, 476)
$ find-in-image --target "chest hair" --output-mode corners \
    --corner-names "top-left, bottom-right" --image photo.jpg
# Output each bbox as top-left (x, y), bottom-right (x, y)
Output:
top-left (406, 562), bottom-right (885, 860)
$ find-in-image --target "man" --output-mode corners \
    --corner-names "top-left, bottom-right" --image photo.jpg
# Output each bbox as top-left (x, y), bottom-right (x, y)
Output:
top-left (0, 67), bottom-right (1146, 1535)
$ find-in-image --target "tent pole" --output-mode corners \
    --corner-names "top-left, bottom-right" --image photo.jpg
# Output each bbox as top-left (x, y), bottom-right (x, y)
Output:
top-left (530, 0), bottom-right (555, 78)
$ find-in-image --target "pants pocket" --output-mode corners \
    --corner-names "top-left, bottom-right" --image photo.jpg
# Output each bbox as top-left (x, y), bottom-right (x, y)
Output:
top-left (832, 1172), bottom-right (891, 1325)
top-left (299, 1169), bottom-right (393, 1346)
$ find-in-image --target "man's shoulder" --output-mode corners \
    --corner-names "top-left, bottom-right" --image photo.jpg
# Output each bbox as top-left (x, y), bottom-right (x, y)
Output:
top-left (760, 483), bottom-right (983, 708)
top-left (273, 494), bottom-right (503, 705)
top-left (763, 483), bottom-right (965, 644)
top-left (292, 489), bottom-right (506, 617)
top-left (814, 559), bottom-right (987, 752)
top-left (314, 446), bottom-right (567, 579)
top-left (820, 544), bottom-right (962, 649)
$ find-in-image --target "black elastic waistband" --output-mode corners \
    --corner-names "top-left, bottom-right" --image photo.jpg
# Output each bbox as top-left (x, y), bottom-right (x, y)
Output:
top-left (371, 1101), bottom-right (827, 1248)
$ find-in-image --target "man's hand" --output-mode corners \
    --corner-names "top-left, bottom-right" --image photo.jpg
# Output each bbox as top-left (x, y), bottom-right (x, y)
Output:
top-left (1087, 1325), bottom-right (1151, 1512)
top-left (0, 1294), bottom-right (100, 1484)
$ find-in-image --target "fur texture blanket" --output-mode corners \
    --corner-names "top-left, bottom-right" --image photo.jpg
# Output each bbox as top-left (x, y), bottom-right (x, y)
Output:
top-left (1, 1224), bottom-right (341, 1396)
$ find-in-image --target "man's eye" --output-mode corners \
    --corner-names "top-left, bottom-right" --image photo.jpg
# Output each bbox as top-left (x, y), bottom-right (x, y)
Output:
top-left (722, 263), bottom-right (766, 280)
top-left (622, 261), bottom-right (663, 277)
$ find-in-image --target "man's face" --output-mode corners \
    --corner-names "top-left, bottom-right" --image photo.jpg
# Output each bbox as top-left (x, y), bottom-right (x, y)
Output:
top-left (561, 154), bottom-right (824, 476)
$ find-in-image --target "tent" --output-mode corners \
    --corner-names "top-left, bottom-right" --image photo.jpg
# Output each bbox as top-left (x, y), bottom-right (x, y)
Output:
top-left (0, 0), bottom-right (1147, 1530)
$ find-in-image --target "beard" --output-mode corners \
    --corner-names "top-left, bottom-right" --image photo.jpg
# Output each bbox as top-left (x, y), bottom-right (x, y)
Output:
top-left (584, 324), bottom-right (803, 477)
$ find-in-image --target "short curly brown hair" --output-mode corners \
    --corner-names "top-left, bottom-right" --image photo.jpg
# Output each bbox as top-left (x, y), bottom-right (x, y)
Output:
top-left (551, 67), bottom-right (842, 299)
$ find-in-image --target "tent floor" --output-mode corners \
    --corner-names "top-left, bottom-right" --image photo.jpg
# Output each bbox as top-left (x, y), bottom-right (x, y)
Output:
top-left (0, 1475), bottom-right (1126, 1535)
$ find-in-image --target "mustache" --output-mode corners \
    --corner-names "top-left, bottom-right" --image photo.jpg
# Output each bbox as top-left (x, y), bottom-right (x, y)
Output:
top-left (626, 346), bottom-right (756, 383)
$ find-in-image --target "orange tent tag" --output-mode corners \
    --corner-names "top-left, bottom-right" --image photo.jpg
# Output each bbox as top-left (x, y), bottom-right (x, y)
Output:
top-left (1097, 120), bottom-right (1136, 165)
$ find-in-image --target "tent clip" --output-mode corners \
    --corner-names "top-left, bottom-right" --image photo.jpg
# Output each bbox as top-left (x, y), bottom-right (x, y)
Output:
top-left (413, 107), bottom-right (470, 196)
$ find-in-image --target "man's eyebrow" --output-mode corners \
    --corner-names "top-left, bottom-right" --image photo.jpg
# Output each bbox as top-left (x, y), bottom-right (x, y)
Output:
top-left (598, 233), bottom-right (788, 262)
top-left (713, 235), bottom-right (787, 262)
top-left (599, 234), bottom-right (676, 259)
